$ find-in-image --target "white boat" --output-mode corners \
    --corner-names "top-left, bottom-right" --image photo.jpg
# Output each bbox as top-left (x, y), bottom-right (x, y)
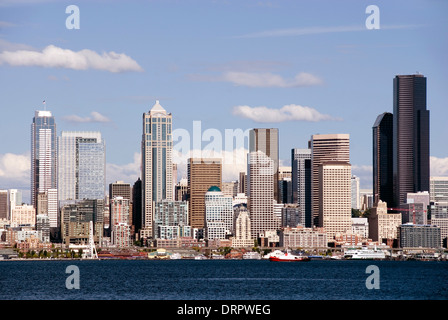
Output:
top-left (263, 250), bottom-right (284, 259)
top-left (344, 247), bottom-right (386, 260)
top-left (170, 253), bottom-right (182, 260)
top-left (269, 250), bottom-right (310, 262)
top-left (242, 252), bottom-right (261, 260)
top-left (194, 254), bottom-right (208, 260)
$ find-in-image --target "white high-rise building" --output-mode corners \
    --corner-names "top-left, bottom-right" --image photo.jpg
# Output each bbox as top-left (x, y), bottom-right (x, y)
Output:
top-left (141, 101), bottom-right (173, 240)
top-left (430, 177), bottom-right (448, 202)
top-left (31, 110), bottom-right (57, 208)
top-left (318, 161), bottom-right (352, 239)
top-left (58, 131), bottom-right (105, 202)
top-left (47, 188), bottom-right (58, 228)
top-left (351, 175), bottom-right (360, 209)
top-left (205, 186), bottom-right (233, 240)
top-left (247, 151), bottom-right (278, 238)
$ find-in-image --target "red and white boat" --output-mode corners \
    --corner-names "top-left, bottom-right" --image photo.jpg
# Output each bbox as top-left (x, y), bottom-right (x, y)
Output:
top-left (268, 250), bottom-right (310, 262)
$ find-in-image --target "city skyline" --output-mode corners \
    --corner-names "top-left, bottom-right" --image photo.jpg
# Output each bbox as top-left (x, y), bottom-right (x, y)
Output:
top-left (1, 1), bottom-right (447, 203)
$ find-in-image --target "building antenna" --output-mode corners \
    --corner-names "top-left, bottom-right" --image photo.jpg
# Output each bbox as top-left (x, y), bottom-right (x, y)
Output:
top-left (43, 100), bottom-right (46, 111)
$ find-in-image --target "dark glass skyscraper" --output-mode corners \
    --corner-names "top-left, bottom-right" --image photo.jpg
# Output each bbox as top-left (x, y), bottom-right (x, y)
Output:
top-left (373, 112), bottom-right (394, 207)
top-left (393, 74), bottom-right (430, 207)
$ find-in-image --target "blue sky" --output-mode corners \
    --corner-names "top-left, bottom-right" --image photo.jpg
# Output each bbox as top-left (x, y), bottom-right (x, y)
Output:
top-left (0, 0), bottom-right (447, 201)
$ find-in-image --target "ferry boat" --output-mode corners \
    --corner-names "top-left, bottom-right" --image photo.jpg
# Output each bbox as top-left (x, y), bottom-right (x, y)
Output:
top-left (269, 250), bottom-right (310, 262)
top-left (343, 247), bottom-right (386, 260)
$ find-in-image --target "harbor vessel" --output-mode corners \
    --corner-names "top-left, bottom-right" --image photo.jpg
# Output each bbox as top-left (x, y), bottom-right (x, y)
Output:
top-left (343, 247), bottom-right (386, 260)
top-left (268, 250), bottom-right (310, 262)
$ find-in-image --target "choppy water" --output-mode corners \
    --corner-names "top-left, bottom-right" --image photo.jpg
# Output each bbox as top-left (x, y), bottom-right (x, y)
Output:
top-left (0, 259), bottom-right (446, 300)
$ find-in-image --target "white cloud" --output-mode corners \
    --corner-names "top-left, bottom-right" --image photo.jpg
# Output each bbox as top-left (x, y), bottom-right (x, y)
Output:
top-left (189, 71), bottom-right (323, 88)
top-left (232, 104), bottom-right (340, 123)
top-left (430, 156), bottom-right (448, 176)
top-left (0, 152), bottom-right (30, 188)
top-left (222, 71), bottom-right (323, 88)
top-left (0, 44), bottom-right (143, 73)
top-left (235, 24), bottom-right (419, 38)
top-left (62, 111), bottom-right (111, 124)
top-left (106, 152), bottom-right (141, 186)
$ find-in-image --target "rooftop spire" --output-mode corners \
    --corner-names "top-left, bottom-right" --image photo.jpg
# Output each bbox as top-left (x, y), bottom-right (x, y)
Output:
top-left (150, 100), bottom-right (166, 113)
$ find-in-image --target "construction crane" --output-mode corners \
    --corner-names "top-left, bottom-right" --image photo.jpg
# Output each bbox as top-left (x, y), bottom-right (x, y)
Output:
top-left (387, 204), bottom-right (427, 225)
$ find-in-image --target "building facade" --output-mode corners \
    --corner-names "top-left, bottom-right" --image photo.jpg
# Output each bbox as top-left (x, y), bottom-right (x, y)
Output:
top-left (249, 128), bottom-right (279, 202)
top-left (247, 151), bottom-right (278, 239)
top-left (141, 101), bottom-right (174, 240)
top-left (310, 134), bottom-right (350, 227)
top-left (318, 161), bottom-right (352, 240)
top-left (58, 131), bottom-right (105, 201)
top-left (31, 110), bottom-right (57, 208)
top-left (393, 74), bottom-right (430, 207)
top-left (372, 112), bottom-right (394, 206)
top-left (187, 158), bottom-right (222, 230)
top-left (205, 186), bottom-right (233, 241)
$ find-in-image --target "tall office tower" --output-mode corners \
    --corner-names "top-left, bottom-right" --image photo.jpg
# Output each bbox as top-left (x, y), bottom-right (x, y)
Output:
top-left (430, 177), bottom-right (448, 202)
top-left (188, 158), bottom-right (222, 230)
top-left (141, 101), bottom-right (173, 240)
top-left (205, 186), bottom-right (233, 240)
top-left (58, 131), bottom-right (105, 201)
top-left (351, 175), bottom-right (360, 210)
top-left (318, 161), bottom-right (352, 240)
top-left (0, 190), bottom-right (7, 219)
top-left (393, 74), bottom-right (430, 207)
top-left (247, 151), bottom-right (277, 239)
top-left (373, 112), bottom-right (394, 206)
top-left (291, 148), bottom-right (312, 227)
top-left (310, 134), bottom-right (350, 227)
top-left (132, 178), bottom-right (142, 238)
top-left (249, 128), bottom-right (279, 202)
top-left (31, 110), bottom-right (57, 208)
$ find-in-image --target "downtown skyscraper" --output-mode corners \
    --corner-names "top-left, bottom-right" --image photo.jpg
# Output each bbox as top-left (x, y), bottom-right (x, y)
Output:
top-left (58, 131), bottom-right (106, 201)
top-left (309, 134), bottom-right (350, 227)
top-left (249, 128), bottom-right (279, 202)
top-left (31, 110), bottom-right (57, 209)
top-left (291, 148), bottom-right (312, 228)
top-left (141, 101), bottom-right (173, 240)
top-left (373, 112), bottom-right (394, 206)
top-left (393, 74), bottom-right (430, 207)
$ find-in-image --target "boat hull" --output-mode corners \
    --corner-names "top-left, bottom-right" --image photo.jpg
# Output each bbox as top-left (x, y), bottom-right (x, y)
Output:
top-left (269, 256), bottom-right (310, 262)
